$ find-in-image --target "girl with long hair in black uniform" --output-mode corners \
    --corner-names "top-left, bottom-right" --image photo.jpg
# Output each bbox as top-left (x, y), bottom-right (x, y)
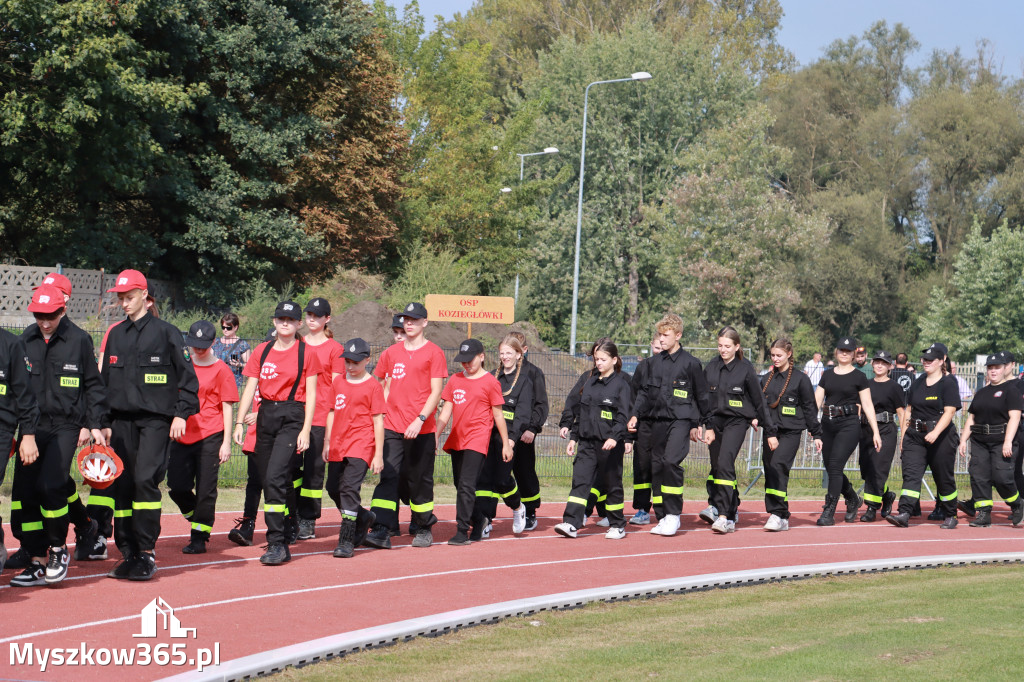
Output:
top-left (814, 337), bottom-right (881, 526)
top-left (858, 351), bottom-right (906, 522)
top-left (702, 326), bottom-right (774, 534)
top-left (759, 338), bottom-right (822, 532)
top-left (887, 343), bottom-right (961, 529)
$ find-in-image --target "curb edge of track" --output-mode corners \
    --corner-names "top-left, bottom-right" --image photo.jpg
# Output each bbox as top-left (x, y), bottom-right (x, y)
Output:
top-left (162, 551), bottom-right (1024, 681)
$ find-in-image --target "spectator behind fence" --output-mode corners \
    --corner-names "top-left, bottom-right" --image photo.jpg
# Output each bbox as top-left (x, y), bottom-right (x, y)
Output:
top-left (211, 313), bottom-right (251, 388)
top-left (949, 361), bottom-right (974, 402)
top-left (803, 352), bottom-right (825, 388)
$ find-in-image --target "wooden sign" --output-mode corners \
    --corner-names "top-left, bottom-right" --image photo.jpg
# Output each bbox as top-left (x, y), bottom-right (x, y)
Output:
top-left (425, 295), bottom-right (515, 324)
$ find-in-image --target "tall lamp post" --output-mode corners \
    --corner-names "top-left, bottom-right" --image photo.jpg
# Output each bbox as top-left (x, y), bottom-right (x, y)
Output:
top-left (568, 72), bottom-right (651, 355)
top-left (503, 147), bottom-right (559, 306)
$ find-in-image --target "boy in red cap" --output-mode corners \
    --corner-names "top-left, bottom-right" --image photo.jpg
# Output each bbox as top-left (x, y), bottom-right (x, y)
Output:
top-left (100, 270), bottom-right (199, 580)
top-left (8, 285), bottom-right (107, 587)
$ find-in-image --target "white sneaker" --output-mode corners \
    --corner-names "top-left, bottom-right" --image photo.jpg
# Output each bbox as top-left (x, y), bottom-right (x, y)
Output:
top-left (482, 522), bottom-right (492, 539)
top-left (554, 522), bottom-right (577, 538)
top-left (764, 514), bottom-right (789, 532)
top-left (725, 519), bottom-right (736, 533)
top-left (711, 516), bottom-right (732, 534)
top-left (605, 527), bottom-right (626, 540)
top-left (512, 505), bottom-right (527, 534)
top-left (595, 517), bottom-right (610, 527)
top-left (650, 514), bottom-right (680, 536)
top-left (699, 505), bottom-right (719, 525)
top-left (580, 516), bottom-right (587, 528)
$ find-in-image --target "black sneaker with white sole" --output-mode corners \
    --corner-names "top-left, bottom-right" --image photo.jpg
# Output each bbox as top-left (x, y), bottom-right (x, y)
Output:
top-left (74, 519), bottom-right (100, 561)
top-left (11, 561), bottom-right (47, 587)
top-left (108, 554), bottom-right (135, 579)
top-left (87, 535), bottom-right (109, 561)
top-left (45, 547), bottom-right (70, 585)
top-left (524, 515), bottom-right (538, 531)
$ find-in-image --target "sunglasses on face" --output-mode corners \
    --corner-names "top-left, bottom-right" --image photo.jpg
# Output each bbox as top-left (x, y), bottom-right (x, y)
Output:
top-left (222, 325), bottom-right (234, 330)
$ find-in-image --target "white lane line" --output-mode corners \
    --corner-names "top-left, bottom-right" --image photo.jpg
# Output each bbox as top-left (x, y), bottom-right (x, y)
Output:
top-left (2, 535), bottom-right (1022, 644)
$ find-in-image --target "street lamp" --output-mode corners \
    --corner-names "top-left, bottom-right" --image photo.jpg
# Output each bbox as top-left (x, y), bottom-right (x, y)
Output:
top-left (569, 72), bottom-right (651, 355)
top-left (505, 146), bottom-right (560, 305)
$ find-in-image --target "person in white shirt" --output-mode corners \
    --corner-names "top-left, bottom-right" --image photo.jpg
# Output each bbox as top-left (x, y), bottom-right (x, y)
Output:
top-left (803, 352), bottom-right (825, 388)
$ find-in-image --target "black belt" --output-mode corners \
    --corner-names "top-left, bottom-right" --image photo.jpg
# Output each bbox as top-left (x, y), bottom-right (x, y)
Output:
top-left (825, 404), bottom-right (858, 419)
top-left (864, 411), bottom-right (893, 425)
top-left (912, 419), bottom-right (938, 433)
top-left (973, 423), bottom-right (1007, 435)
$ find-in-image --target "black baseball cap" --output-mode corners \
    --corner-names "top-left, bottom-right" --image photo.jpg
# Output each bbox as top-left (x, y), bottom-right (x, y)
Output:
top-left (920, 342), bottom-right (948, 361)
top-left (835, 336), bottom-right (858, 351)
top-left (400, 302), bottom-right (428, 320)
top-left (1000, 350), bottom-right (1016, 364)
top-left (871, 350), bottom-right (893, 365)
top-left (454, 338), bottom-right (484, 362)
top-left (985, 353), bottom-right (1004, 366)
top-left (391, 314), bottom-right (404, 330)
top-left (304, 297), bottom-right (331, 316)
top-left (273, 301), bottom-right (301, 320)
top-left (185, 320), bottom-right (216, 349)
top-left (341, 338), bottom-right (371, 361)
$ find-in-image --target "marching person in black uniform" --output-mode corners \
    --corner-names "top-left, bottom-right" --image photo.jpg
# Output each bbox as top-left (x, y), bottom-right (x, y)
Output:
top-left (628, 314), bottom-right (710, 537)
top-left (759, 338), bottom-right (822, 531)
top-left (858, 351), bottom-right (906, 522)
top-left (887, 342), bottom-right (961, 529)
top-left (959, 353), bottom-right (1023, 527)
top-left (10, 285), bottom-right (106, 587)
top-left (0, 326), bottom-right (40, 576)
top-left (626, 336), bottom-right (662, 525)
top-left (507, 331), bottom-right (548, 531)
top-left (702, 326), bottom-right (774, 534)
top-left (555, 339), bottom-right (632, 539)
top-left (814, 336), bottom-right (881, 526)
top-left (101, 270), bottom-right (199, 580)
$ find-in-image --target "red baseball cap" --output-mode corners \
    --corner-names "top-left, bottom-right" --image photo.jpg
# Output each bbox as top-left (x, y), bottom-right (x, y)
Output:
top-left (107, 269), bottom-right (148, 293)
top-left (27, 284), bottom-right (65, 313)
top-left (35, 272), bottom-right (72, 296)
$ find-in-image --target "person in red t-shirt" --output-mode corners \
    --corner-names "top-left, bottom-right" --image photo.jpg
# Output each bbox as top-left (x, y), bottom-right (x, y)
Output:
top-left (364, 302), bottom-right (448, 550)
top-left (293, 298), bottom-right (345, 540)
top-left (233, 301), bottom-right (320, 566)
top-left (167, 321), bottom-right (239, 554)
top-left (437, 339), bottom-right (513, 545)
top-left (323, 338), bottom-right (385, 558)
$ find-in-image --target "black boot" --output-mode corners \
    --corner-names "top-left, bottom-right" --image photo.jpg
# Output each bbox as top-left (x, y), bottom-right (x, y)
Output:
top-left (842, 484), bottom-right (861, 523)
top-left (880, 491), bottom-right (896, 519)
top-left (969, 508), bottom-right (992, 527)
top-left (860, 506), bottom-right (877, 523)
top-left (886, 510), bottom-right (911, 528)
top-left (816, 496), bottom-right (839, 526)
top-left (927, 504), bottom-right (946, 521)
top-left (1011, 500), bottom-right (1024, 527)
top-left (354, 508), bottom-right (376, 547)
top-left (228, 517), bottom-right (255, 546)
top-left (284, 515), bottom-right (299, 545)
top-left (911, 499), bottom-right (922, 517)
top-left (182, 531), bottom-right (207, 554)
top-left (334, 518), bottom-right (356, 558)
top-left (957, 499), bottom-right (976, 518)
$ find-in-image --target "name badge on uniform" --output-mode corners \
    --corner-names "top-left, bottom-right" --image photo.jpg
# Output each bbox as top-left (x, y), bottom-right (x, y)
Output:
top-left (62, 363), bottom-right (79, 372)
top-left (925, 396), bottom-right (938, 401)
top-left (673, 388), bottom-right (688, 398)
top-left (728, 399), bottom-right (743, 408)
top-left (502, 409), bottom-right (514, 421)
top-left (600, 409), bottom-right (613, 420)
top-left (145, 373), bottom-right (168, 384)
top-left (0, 384), bottom-right (6, 395)
top-left (60, 376), bottom-right (80, 388)
top-left (781, 406), bottom-right (797, 416)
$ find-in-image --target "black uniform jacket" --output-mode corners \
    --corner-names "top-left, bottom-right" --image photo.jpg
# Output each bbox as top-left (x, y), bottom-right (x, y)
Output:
top-left (705, 355), bottom-right (776, 436)
top-left (496, 367), bottom-right (534, 442)
top-left (521, 357), bottom-right (549, 434)
top-left (630, 347), bottom-right (710, 425)
top-left (101, 313), bottom-right (199, 421)
top-left (562, 370), bottom-right (632, 443)
top-left (0, 328), bottom-right (40, 436)
top-left (23, 316), bottom-right (107, 430)
top-left (760, 367), bottom-right (820, 437)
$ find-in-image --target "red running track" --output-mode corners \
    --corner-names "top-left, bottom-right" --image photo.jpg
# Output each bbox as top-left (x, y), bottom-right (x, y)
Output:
top-left (3, 502), bottom-right (1024, 681)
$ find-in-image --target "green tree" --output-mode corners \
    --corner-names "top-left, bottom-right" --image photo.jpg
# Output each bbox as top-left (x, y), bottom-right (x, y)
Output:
top-left (918, 220), bottom-right (1024, 359)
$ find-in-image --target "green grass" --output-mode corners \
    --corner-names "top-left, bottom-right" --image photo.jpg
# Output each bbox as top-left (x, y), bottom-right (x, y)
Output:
top-left (275, 564), bottom-right (1024, 681)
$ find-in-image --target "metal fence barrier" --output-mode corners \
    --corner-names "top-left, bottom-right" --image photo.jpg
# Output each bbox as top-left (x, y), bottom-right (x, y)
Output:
top-left (0, 329), bottom-right (993, 501)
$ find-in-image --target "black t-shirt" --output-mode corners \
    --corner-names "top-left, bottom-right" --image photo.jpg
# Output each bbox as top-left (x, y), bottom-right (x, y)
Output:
top-left (890, 367), bottom-right (915, 396)
top-left (968, 382), bottom-right (1024, 425)
top-left (818, 368), bottom-right (870, 407)
top-left (867, 378), bottom-right (905, 415)
top-left (907, 374), bottom-right (961, 421)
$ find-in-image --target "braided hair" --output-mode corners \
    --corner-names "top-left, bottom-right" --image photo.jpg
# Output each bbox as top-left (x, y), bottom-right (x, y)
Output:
top-left (761, 337), bottom-right (794, 409)
top-left (495, 335), bottom-right (524, 397)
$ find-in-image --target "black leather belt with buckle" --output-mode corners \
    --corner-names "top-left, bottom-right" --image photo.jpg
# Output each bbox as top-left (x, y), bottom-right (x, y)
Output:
top-left (973, 423), bottom-right (1007, 435)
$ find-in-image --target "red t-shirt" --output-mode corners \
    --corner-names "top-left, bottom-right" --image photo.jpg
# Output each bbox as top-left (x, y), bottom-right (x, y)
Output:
top-left (328, 374), bottom-right (386, 463)
top-left (243, 341), bottom-right (322, 402)
top-left (242, 393), bottom-right (261, 453)
top-left (373, 341), bottom-right (448, 433)
top-left (441, 372), bottom-right (503, 455)
top-left (305, 338), bottom-right (345, 427)
top-left (181, 360), bottom-right (239, 444)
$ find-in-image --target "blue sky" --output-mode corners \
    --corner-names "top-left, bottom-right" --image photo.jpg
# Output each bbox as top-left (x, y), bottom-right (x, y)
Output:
top-left (386, 0), bottom-right (1024, 77)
